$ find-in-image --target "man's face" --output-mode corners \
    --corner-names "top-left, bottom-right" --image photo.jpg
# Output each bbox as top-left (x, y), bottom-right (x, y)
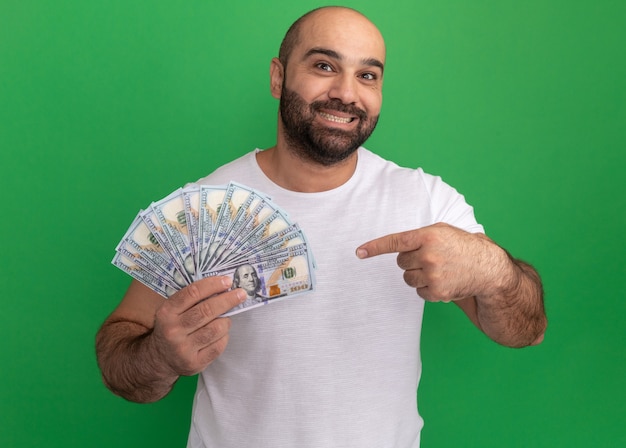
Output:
top-left (272, 9), bottom-right (385, 166)
top-left (236, 265), bottom-right (260, 296)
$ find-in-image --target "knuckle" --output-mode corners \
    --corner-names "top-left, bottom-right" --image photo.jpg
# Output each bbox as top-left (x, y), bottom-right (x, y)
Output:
top-left (199, 298), bottom-right (219, 321)
top-left (154, 313), bottom-right (181, 343)
top-left (154, 305), bottom-right (169, 324)
top-left (159, 324), bottom-right (179, 343)
top-left (421, 231), bottom-right (437, 246)
top-left (427, 268), bottom-right (440, 282)
top-left (180, 307), bottom-right (202, 328)
top-left (194, 328), bottom-right (217, 347)
top-left (195, 318), bottom-right (231, 346)
top-left (185, 282), bottom-right (203, 301)
top-left (420, 250), bottom-right (440, 267)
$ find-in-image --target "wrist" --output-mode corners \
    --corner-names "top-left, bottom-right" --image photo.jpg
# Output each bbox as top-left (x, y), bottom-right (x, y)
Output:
top-left (139, 329), bottom-right (180, 386)
top-left (475, 241), bottom-right (521, 302)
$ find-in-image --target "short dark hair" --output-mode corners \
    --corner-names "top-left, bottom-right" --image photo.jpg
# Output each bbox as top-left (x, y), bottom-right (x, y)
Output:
top-left (278, 9), bottom-right (314, 68)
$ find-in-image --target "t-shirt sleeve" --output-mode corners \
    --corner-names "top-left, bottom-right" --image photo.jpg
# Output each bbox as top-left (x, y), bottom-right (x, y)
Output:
top-left (419, 169), bottom-right (484, 234)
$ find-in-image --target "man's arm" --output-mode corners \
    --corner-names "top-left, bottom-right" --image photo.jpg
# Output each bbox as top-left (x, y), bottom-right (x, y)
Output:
top-left (95, 276), bottom-right (246, 403)
top-left (356, 223), bottom-right (547, 348)
top-left (453, 256), bottom-right (545, 347)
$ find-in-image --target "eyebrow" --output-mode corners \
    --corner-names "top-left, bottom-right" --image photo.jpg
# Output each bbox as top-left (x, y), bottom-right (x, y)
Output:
top-left (302, 47), bottom-right (384, 73)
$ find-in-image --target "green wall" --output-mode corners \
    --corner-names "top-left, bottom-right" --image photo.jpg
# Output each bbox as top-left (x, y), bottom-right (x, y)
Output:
top-left (1, 1), bottom-right (624, 446)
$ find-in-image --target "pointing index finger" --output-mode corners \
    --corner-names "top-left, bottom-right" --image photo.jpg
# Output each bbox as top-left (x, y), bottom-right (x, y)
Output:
top-left (356, 229), bottom-right (422, 259)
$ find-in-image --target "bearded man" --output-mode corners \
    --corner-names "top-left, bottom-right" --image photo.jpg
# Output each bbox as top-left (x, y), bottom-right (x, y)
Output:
top-left (96, 7), bottom-right (546, 448)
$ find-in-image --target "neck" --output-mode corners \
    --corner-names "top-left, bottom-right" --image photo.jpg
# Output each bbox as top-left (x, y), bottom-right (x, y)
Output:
top-left (256, 139), bottom-right (358, 193)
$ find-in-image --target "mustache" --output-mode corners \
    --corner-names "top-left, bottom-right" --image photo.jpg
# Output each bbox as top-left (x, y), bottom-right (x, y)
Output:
top-left (309, 100), bottom-right (367, 120)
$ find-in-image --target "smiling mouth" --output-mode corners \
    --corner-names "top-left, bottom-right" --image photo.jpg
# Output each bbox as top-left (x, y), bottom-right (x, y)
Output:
top-left (318, 111), bottom-right (355, 124)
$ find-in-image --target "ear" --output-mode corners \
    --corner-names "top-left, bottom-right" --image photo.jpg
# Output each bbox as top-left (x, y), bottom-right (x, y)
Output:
top-left (270, 57), bottom-right (284, 99)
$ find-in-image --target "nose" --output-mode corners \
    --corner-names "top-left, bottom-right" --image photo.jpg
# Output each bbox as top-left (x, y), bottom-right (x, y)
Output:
top-left (328, 73), bottom-right (358, 105)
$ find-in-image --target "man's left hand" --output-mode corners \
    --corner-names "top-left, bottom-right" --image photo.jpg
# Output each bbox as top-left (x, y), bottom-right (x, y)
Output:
top-left (356, 223), bottom-right (511, 302)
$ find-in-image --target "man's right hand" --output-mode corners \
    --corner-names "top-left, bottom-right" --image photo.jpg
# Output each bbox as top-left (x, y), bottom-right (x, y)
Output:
top-left (96, 276), bottom-right (245, 403)
top-left (150, 276), bottom-right (246, 376)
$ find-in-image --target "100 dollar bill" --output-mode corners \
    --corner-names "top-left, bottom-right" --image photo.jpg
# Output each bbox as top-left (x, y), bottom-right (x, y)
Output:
top-left (206, 245), bottom-right (315, 316)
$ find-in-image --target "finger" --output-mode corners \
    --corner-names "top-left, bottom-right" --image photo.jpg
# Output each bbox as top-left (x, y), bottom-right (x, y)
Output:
top-left (416, 283), bottom-right (456, 303)
top-left (190, 316), bottom-right (232, 349)
top-left (356, 229), bottom-right (423, 259)
top-left (195, 288), bottom-right (247, 322)
top-left (397, 251), bottom-right (420, 271)
top-left (418, 288), bottom-right (453, 303)
top-left (403, 269), bottom-right (427, 289)
top-left (172, 331), bottom-right (231, 377)
top-left (179, 288), bottom-right (246, 332)
top-left (167, 276), bottom-right (234, 313)
top-left (416, 286), bottom-right (434, 302)
top-left (197, 332), bottom-right (230, 369)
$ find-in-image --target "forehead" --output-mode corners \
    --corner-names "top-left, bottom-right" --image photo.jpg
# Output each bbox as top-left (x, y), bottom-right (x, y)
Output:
top-left (240, 265), bottom-right (254, 275)
top-left (294, 9), bottom-right (386, 65)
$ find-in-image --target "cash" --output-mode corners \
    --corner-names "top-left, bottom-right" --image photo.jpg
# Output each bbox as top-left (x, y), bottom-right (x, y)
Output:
top-left (112, 182), bottom-right (316, 316)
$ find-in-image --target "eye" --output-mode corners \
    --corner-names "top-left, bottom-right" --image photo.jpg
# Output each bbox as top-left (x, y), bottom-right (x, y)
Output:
top-left (316, 62), bottom-right (334, 72)
top-left (360, 72), bottom-right (377, 81)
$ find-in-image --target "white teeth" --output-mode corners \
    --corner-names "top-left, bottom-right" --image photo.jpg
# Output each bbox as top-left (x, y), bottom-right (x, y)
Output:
top-left (319, 112), bottom-right (353, 123)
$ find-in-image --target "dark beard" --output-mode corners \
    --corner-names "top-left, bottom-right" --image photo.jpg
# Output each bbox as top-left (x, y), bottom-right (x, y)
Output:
top-left (279, 86), bottom-right (379, 166)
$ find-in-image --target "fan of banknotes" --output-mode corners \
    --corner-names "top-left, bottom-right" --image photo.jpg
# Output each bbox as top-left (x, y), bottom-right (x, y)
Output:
top-left (112, 182), bottom-right (316, 316)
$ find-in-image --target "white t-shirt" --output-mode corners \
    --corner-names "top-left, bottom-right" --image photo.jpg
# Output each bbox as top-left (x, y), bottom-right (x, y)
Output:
top-left (187, 147), bottom-right (483, 448)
